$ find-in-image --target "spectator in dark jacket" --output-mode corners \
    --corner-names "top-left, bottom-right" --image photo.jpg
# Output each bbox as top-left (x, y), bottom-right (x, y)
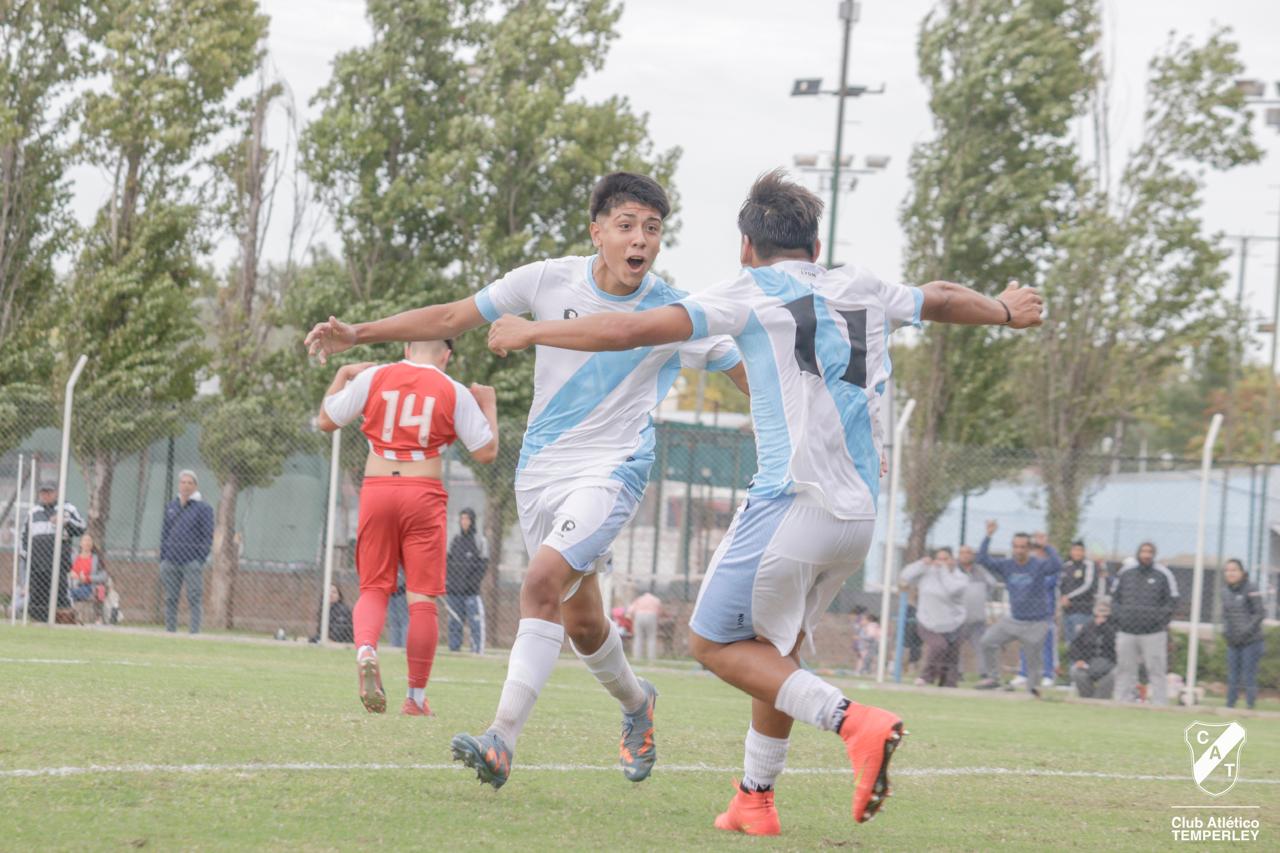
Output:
top-left (20, 481), bottom-right (87, 623)
top-left (159, 470), bottom-right (214, 634)
top-left (1069, 599), bottom-right (1116, 699)
top-left (445, 508), bottom-right (487, 653)
top-left (313, 584), bottom-right (354, 643)
top-left (974, 521), bottom-right (1062, 694)
top-left (1059, 541), bottom-right (1098, 646)
top-left (1111, 542), bottom-right (1178, 706)
top-left (1221, 559), bottom-right (1265, 710)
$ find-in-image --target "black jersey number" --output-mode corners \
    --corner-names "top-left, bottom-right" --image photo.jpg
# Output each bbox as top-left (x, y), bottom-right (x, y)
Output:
top-left (782, 294), bottom-right (868, 387)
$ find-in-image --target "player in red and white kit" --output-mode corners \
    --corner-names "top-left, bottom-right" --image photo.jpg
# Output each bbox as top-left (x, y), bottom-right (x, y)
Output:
top-left (317, 339), bottom-right (499, 715)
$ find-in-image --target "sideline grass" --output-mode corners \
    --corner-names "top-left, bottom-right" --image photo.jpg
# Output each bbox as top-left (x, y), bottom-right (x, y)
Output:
top-left (1, 625), bottom-right (1276, 850)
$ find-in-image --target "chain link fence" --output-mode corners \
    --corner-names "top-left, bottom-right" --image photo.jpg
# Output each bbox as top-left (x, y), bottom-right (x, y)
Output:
top-left (1, 399), bottom-right (1276, 707)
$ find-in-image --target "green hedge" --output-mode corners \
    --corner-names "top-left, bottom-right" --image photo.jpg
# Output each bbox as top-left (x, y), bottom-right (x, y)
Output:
top-left (1170, 627), bottom-right (1279, 692)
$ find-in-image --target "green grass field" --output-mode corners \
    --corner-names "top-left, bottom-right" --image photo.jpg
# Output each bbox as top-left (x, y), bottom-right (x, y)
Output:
top-left (1, 625), bottom-right (1276, 851)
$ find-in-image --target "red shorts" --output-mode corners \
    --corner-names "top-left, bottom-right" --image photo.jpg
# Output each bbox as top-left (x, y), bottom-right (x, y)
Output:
top-left (355, 477), bottom-right (448, 597)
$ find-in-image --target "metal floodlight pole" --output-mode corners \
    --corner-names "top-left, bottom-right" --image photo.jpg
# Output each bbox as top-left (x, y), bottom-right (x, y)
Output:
top-left (319, 428), bottom-right (342, 646)
top-left (877, 398), bottom-right (915, 683)
top-left (10, 454), bottom-right (23, 625)
top-left (47, 354), bottom-right (88, 626)
top-left (1185, 413), bottom-right (1224, 705)
top-left (20, 460), bottom-right (35, 625)
top-left (827, 0), bottom-right (857, 268)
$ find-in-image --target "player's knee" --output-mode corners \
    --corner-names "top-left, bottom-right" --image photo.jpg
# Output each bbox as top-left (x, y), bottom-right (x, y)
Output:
top-left (565, 614), bottom-right (607, 653)
top-left (688, 632), bottom-right (720, 669)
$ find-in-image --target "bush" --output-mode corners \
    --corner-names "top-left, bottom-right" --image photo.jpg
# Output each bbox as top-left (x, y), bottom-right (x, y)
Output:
top-left (1170, 626), bottom-right (1279, 692)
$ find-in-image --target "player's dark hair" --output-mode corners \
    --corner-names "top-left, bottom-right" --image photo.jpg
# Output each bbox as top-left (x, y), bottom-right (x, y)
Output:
top-left (738, 169), bottom-right (823, 260)
top-left (443, 338), bottom-right (454, 352)
top-left (589, 172), bottom-right (670, 221)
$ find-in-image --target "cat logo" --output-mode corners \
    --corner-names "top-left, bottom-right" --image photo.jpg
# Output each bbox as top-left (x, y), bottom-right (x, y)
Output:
top-left (1185, 721), bottom-right (1246, 797)
top-left (563, 308), bottom-right (579, 319)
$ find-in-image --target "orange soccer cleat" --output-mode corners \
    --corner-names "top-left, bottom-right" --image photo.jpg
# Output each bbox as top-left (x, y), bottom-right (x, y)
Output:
top-left (838, 704), bottom-right (906, 824)
top-left (400, 697), bottom-right (434, 716)
top-left (713, 781), bottom-right (781, 837)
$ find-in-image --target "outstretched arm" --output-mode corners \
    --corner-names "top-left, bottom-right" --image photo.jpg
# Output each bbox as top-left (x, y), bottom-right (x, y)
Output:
top-left (305, 297), bottom-right (487, 364)
top-left (488, 305), bottom-right (693, 356)
top-left (919, 280), bottom-right (1042, 328)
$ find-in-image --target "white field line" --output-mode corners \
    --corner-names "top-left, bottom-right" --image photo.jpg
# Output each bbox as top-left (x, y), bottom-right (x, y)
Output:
top-left (2, 761), bottom-right (1278, 785)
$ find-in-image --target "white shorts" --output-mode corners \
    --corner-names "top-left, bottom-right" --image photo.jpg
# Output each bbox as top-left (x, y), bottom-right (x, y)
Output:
top-left (515, 477), bottom-right (641, 574)
top-left (689, 493), bottom-right (875, 657)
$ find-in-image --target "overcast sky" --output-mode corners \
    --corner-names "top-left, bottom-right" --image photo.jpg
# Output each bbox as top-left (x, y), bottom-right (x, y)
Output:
top-left (71, 0), bottom-right (1280, 354)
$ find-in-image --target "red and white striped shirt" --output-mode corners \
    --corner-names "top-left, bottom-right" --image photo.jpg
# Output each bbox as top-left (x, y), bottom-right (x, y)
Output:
top-left (323, 361), bottom-right (492, 461)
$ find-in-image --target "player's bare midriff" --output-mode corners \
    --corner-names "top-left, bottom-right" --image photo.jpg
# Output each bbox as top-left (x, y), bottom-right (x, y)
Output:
top-left (363, 453), bottom-right (443, 480)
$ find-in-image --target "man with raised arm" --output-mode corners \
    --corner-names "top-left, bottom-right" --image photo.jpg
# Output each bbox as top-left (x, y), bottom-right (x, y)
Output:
top-left (306, 172), bottom-right (746, 788)
top-left (487, 170), bottom-right (1043, 834)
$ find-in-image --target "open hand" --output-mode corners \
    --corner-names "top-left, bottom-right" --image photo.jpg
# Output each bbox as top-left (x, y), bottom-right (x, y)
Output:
top-left (999, 281), bottom-right (1043, 329)
top-left (488, 315), bottom-right (536, 357)
top-left (985, 519), bottom-right (997, 537)
top-left (305, 316), bottom-right (357, 364)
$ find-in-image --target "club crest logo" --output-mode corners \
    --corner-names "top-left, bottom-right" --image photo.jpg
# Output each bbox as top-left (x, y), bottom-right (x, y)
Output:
top-left (1184, 721), bottom-right (1246, 797)
top-left (563, 308), bottom-right (579, 319)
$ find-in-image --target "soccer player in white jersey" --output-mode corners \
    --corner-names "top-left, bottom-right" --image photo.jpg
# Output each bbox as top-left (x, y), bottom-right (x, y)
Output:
top-left (487, 170), bottom-right (1044, 833)
top-left (304, 173), bottom-right (747, 788)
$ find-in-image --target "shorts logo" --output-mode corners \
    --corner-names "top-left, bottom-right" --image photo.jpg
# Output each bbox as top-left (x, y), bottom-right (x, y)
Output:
top-left (563, 308), bottom-right (579, 319)
top-left (1185, 721), bottom-right (1246, 797)
top-left (736, 613), bottom-right (744, 628)
top-left (560, 519), bottom-right (576, 534)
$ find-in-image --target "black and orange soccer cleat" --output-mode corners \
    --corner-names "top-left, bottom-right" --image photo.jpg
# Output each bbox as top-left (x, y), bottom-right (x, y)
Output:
top-left (838, 703), bottom-right (906, 824)
top-left (451, 731), bottom-right (513, 789)
top-left (619, 678), bottom-right (658, 782)
top-left (713, 781), bottom-right (782, 837)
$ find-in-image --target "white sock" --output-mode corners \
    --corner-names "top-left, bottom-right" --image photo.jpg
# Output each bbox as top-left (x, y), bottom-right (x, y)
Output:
top-left (356, 644), bottom-right (376, 661)
top-left (774, 669), bottom-right (847, 732)
top-left (742, 726), bottom-right (790, 791)
top-left (408, 687), bottom-right (425, 707)
top-left (572, 622), bottom-right (646, 714)
top-left (488, 618), bottom-right (564, 749)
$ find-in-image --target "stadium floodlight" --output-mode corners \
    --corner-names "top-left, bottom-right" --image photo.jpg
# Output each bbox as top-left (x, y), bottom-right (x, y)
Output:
top-left (1237, 79), bottom-right (1266, 98)
top-left (792, 78), bottom-right (823, 97)
top-left (865, 154), bottom-right (891, 170)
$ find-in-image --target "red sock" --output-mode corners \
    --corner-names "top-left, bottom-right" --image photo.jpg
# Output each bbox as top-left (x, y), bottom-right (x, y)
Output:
top-left (406, 600), bottom-right (439, 690)
top-left (352, 589), bottom-right (390, 649)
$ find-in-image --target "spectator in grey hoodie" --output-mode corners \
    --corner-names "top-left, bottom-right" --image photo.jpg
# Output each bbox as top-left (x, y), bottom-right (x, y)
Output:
top-left (900, 547), bottom-right (969, 687)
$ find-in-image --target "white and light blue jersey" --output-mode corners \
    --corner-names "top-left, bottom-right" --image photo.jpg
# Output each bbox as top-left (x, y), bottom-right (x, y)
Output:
top-left (476, 255), bottom-right (741, 498)
top-left (678, 260), bottom-right (922, 520)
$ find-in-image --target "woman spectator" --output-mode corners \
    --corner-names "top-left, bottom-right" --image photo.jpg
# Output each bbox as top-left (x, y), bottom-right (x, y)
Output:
top-left (68, 533), bottom-right (109, 624)
top-left (445, 508), bottom-right (488, 654)
top-left (1221, 559), bottom-right (1265, 710)
top-left (900, 547), bottom-right (969, 687)
top-left (319, 584), bottom-right (354, 644)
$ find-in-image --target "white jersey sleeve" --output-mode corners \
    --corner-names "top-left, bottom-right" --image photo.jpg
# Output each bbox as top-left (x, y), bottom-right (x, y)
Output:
top-left (474, 261), bottom-right (546, 321)
top-left (322, 365), bottom-right (380, 427)
top-left (677, 278), bottom-right (753, 340)
top-left (879, 278), bottom-right (924, 328)
top-left (677, 335), bottom-right (741, 372)
top-left (450, 380), bottom-right (495, 452)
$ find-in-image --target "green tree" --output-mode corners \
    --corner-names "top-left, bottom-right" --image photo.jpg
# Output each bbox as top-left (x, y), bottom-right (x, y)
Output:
top-left (1018, 28), bottom-right (1261, 544)
top-left (60, 0), bottom-right (266, 547)
top-left (300, 0), bottom-right (679, 630)
top-left (200, 70), bottom-right (317, 628)
top-left (0, 1), bottom-right (88, 450)
top-left (898, 0), bottom-right (1099, 558)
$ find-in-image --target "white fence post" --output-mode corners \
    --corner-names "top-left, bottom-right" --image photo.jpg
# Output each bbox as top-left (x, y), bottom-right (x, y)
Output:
top-left (319, 428), bottom-right (342, 645)
top-left (878, 399), bottom-right (916, 683)
top-left (20, 460), bottom-right (35, 625)
top-left (1185, 412), bottom-right (1224, 705)
top-left (47, 354), bottom-right (89, 626)
top-left (9, 454), bottom-right (23, 625)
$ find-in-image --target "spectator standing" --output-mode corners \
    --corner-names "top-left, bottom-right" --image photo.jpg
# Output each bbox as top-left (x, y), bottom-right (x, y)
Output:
top-left (900, 547), bottom-right (968, 687)
top-left (858, 614), bottom-right (881, 676)
top-left (1111, 542), bottom-right (1178, 706)
top-left (159, 470), bottom-right (214, 634)
top-left (1221, 559), bottom-right (1264, 710)
top-left (974, 521), bottom-right (1062, 695)
top-left (20, 481), bottom-right (87, 623)
top-left (956, 545), bottom-right (994, 678)
top-left (1068, 599), bottom-right (1116, 699)
top-left (1059, 541), bottom-right (1098, 646)
top-left (627, 587), bottom-right (663, 662)
top-left (445, 508), bottom-right (488, 654)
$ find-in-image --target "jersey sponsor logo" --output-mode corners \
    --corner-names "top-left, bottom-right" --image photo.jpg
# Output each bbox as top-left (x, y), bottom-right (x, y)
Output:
top-left (563, 308), bottom-right (579, 319)
top-left (1185, 721), bottom-right (1246, 797)
top-left (559, 519), bottom-right (576, 534)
